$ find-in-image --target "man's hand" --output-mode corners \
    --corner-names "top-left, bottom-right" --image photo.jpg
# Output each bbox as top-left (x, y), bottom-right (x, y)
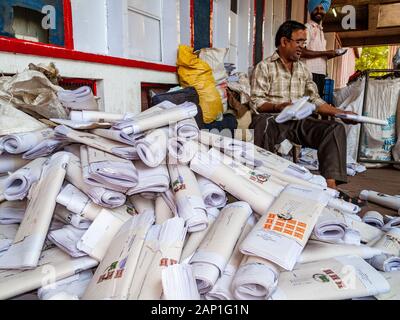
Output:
top-left (317, 104), bottom-right (359, 124)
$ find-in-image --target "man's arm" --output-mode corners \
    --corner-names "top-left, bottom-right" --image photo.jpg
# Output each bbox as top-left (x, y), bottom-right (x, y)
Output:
top-left (301, 47), bottom-right (337, 60)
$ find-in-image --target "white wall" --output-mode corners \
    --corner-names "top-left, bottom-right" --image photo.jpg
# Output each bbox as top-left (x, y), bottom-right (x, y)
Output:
top-left (213, 0), bottom-right (230, 49)
top-left (0, 52), bottom-right (178, 115)
top-left (237, 0), bottom-right (250, 73)
top-left (179, 0), bottom-right (191, 45)
top-left (70, 0), bottom-right (108, 55)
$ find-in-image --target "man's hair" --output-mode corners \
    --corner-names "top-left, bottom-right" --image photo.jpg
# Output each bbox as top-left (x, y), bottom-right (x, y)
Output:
top-left (275, 20), bottom-right (307, 48)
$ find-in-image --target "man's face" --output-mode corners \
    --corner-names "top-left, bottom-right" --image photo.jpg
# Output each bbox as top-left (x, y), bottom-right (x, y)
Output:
top-left (310, 4), bottom-right (326, 24)
top-left (281, 29), bottom-right (307, 62)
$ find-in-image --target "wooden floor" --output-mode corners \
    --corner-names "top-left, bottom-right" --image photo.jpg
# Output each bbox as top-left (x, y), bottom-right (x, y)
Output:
top-left (338, 167), bottom-right (400, 217)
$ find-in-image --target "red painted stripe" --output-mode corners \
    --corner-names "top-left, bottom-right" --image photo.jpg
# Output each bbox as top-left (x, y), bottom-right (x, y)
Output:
top-left (190, 0), bottom-right (195, 47)
top-left (0, 37), bottom-right (177, 73)
top-left (209, 0), bottom-right (213, 48)
top-left (63, 0), bottom-right (74, 50)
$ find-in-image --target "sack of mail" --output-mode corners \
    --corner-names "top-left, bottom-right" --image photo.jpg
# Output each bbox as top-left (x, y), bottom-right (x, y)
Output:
top-left (0, 95), bottom-right (397, 301)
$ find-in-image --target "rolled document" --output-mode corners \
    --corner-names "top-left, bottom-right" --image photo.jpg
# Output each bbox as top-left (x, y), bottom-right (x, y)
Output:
top-left (369, 254), bottom-right (400, 272)
top-left (168, 163), bottom-right (207, 232)
top-left (57, 86), bottom-right (98, 110)
top-left (172, 118), bottom-right (199, 140)
top-left (161, 189), bottom-right (178, 216)
top-left (0, 154), bottom-right (30, 174)
top-left (0, 200), bottom-right (26, 224)
top-left (129, 194), bottom-right (155, 216)
top-left (70, 110), bottom-right (125, 123)
top-left (54, 125), bottom-right (138, 160)
top-left (240, 184), bottom-right (329, 271)
top-left (0, 152), bottom-right (69, 269)
top-left (22, 138), bottom-right (68, 160)
top-left (56, 183), bottom-right (103, 221)
top-left (64, 153), bottom-right (126, 209)
top-left (168, 138), bottom-right (200, 164)
top-left (335, 114), bottom-right (388, 126)
top-left (362, 211), bottom-right (384, 229)
top-left (206, 215), bottom-right (257, 300)
top-left (162, 264), bottom-right (200, 300)
top-left (197, 176), bottom-right (227, 209)
top-left (80, 145), bottom-right (138, 192)
top-left (91, 128), bottom-right (144, 146)
top-left (49, 118), bottom-right (112, 130)
top-left (372, 228), bottom-right (400, 256)
top-left (77, 208), bottom-right (131, 261)
top-left (138, 218), bottom-right (187, 300)
top-left (312, 207), bottom-right (361, 245)
top-left (0, 224), bottom-right (18, 253)
top-left (83, 212), bottom-right (154, 300)
top-left (134, 128), bottom-right (169, 167)
top-left (127, 161), bottom-right (170, 195)
top-left (1, 129), bottom-right (54, 154)
top-left (270, 256), bottom-right (390, 300)
top-left (190, 202), bottom-right (252, 294)
top-left (3, 157), bottom-right (47, 201)
top-left (327, 197), bottom-right (361, 215)
top-left (47, 225), bottom-right (87, 258)
top-left (231, 255), bottom-right (279, 300)
top-left (190, 151), bottom-right (275, 215)
top-left (155, 195), bottom-right (174, 224)
top-left (54, 205), bottom-right (92, 230)
top-left (360, 190), bottom-right (400, 211)
top-left (275, 97), bottom-right (315, 123)
top-left (298, 240), bottom-right (383, 264)
top-left (38, 270), bottom-right (93, 300)
top-left (112, 102), bottom-right (198, 135)
top-left (382, 216), bottom-right (400, 231)
top-left (181, 208), bottom-right (220, 263)
top-left (0, 247), bottom-right (98, 300)
top-left (375, 271), bottom-right (400, 300)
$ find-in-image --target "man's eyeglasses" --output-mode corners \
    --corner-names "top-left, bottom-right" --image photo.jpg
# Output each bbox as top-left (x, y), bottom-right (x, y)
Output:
top-left (288, 38), bottom-right (307, 47)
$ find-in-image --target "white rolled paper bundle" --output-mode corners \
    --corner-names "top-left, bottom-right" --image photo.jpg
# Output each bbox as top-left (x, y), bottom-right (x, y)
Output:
top-left (91, 128), bottom-right (144, 146)
top-left (298, 240), bottom-right (383, 264)
top-left (240, 184), bottom-right (329, 271)
top-left (0, 247), bottom-right (98, 300)
top-left (172, 118), bottom-right (199, 140)
top-left (54, 205), bottom-right (92, 230)
top-left (22, 138), bottom-right (68, 160)
top-left (190, 202), bottom-right (253, 294)
top-left (77, 208), bottom-right (131, 261)
top-left (160, 189), bottom-right (178, 216)
top-left (129, 194), bottom-right (155, 216)
top-left (64, 153), bottom-right (126, 209)
top-left (38, 270), bottom-right (93, 300)
top-left (197, 175), bottom-right (227, 209)
top-left (1, 129), bottom-right (54, 154)
top-left (0, 152), bottom-right (69, 269)
top-left (0, 154), bottom-right (30, 174)
top-left (231, 255), bottom-right (280, 300)
top-left (162, 264), bottom-right (200, 300)
top-left (138, 217), bottom-right (187, 300)
top-left (50, 118), bottom-right (112, 130)
top-left (70, 110), bottom-right (125, 123)
top-left (80, 145), bottom-right (138, 192)
top-left (382, 216), bottom-right (400, 232)
top-left (168, 163), bottom-right (208, 232)
top-left (270, 256), bottom-right (390, 300)
top-left (206, 215), bottom-right (257, 300)
top-left (363, 211), bottom-right (384, 229)
top-left (190, 151), bottom-right (275, 215)
top-left (57, 86), bottom-right (98, 110)
top-left (375, 271), bottom-right (400, 300)
top-left (54, 125), bottom-right (138, 160)
top-left (47, 225), bottom-right (87, 258)
top-left (369, 254), bottom-right (400, 272)
top-left (0, 224), bottom-right (18, 253)
top-left (180, 208), bottom-right (220, 263)
top-left (134, 128), bottom-right (169, 168)
top-left (0, 201), bottom-right (26, 224)
top-left (328, 197), bottom-right (361, 215)
top-left (155, 195), bottom-right (174, 224)
top-left (168, 137), bottom-right (200, 164)
top-left (83, 212), bottom-right (154, 299)
top-left (372, 228), bottom-right (400, 256)
top-left (360, 190), bottom-right (400, 211)
top-left (3, 157), bottom-right (47, 201)
top-left (127, 161), bottom-right (170, 195)
top-left (113, 102), bottom-right (198, 135)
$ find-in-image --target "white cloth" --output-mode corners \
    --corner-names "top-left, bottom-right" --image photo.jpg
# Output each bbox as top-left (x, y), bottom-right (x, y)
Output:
top-left (1, 129), bottom-right (54, 154)
top-left (127, 161), bottom-right (170, 195)
top-left (168, 163), bottom-right (208, 233)
top-left (240, 184), bottom-right (329, 271)
top-left (190, 202), bottom-right (252, 294)
top-left (369, 254), bottom-right (400, 272)
top-left (134, 128), bottom-right (169, 168)
top-left (47, 225), bottom-right (87, 258)
top-left (0, 201), bottom-right (26, 224)
top-left (57, 86), bottom-right (98, 110)
top-left (197, 175), bottom-right (227, 209)
top-left (162, 264), bottom-right (200, 300)
top-left (3, 157), bottom-right (47, 201)
top-left (80, 145), bottom-right (138, 192)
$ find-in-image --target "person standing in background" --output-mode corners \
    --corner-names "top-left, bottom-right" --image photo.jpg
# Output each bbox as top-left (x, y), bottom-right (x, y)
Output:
top-left (301, 0), bottom-right (347, 97)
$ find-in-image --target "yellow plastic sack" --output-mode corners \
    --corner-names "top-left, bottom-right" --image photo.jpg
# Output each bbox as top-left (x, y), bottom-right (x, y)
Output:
top-left (177, 45), bottom-right (223, 124)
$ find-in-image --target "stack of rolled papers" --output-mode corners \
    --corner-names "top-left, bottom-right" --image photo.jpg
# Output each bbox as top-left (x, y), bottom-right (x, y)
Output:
top-left (275, 97), bottom-right (316, 123)
top-left (363, 211), bottom-right (384, 229)
top-left (197, 176), bottom-right (227, 208)
top-left (127, 161), bottom-right (170, 195)
top-left (47, 225), bottom-right (88, 257)
top-left (190, 202), bottom-right (252, 294)
top-left (240, 184), bottom-right (329, 271)
top-left (168, 163), bottom-right (207, 232)
top-left (270, 256), bottom-right (390, 300)
top-left (369, 254), bottom-right (400, 272)
top-left (57, 86), bottom-right (98, 111)
top-left (161, 264), bottom-right (200, 300)
top-left (38, 270), bottom-right (93, 300)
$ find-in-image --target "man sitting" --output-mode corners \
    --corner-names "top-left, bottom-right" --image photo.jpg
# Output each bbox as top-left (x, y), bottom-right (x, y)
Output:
top-left (249, 20), bottom-right (356, 190)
